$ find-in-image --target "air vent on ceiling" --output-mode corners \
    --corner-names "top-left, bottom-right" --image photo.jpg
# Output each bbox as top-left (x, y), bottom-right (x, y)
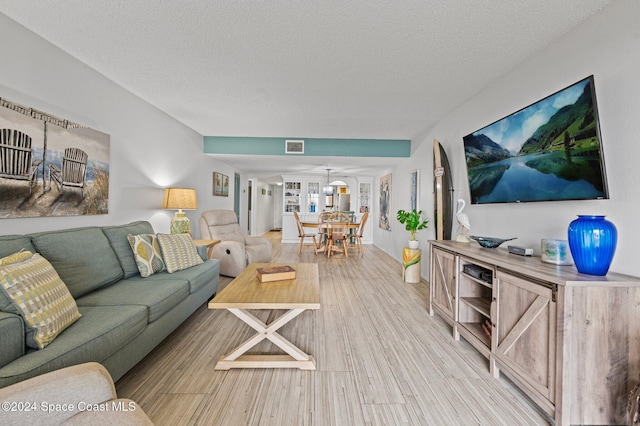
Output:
top-left (285, 140), bottom-right (304, 154)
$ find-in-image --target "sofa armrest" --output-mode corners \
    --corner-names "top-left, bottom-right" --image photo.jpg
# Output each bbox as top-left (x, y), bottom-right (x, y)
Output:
top-left (244, 236), bottom-right (272, 263)
top-left (195, 244), bottom-right (207, 261)
top-left (0, 312), bottom-right (25, 369)
top-left (62, 397), bottom-right (153, 425)
top-left (0, 362), bottom-right (117, 425)
top-left (245, 235), bottom-right (271, 248)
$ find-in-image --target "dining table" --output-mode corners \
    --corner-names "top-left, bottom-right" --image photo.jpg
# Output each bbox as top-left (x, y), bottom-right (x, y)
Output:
top-left (301, 220), bottom-right (360, 255)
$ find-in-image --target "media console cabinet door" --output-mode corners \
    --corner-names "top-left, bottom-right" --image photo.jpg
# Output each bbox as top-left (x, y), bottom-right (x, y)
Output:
top-left (429, 247), bottom-right (456, 321)
top-left (494, 270), bottom-right (557, 413)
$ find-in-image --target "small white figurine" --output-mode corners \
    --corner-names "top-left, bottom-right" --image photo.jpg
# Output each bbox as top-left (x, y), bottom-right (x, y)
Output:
top-left (455, 199), bottom-right (471, 242)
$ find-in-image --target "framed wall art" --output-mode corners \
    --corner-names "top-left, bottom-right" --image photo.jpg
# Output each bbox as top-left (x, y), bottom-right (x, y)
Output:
top-left (213, 172), bottom-right (229, 197)
top-left (379, 173), bottom-right (391, 231)
top-left (410, 169), bottom-right (419, 212)
top-left (0, 97), bottom-right (110, 219)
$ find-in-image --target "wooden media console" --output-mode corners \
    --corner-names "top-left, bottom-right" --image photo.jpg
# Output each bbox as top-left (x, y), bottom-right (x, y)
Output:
top-left (428, 240), bottom-right (640, 426)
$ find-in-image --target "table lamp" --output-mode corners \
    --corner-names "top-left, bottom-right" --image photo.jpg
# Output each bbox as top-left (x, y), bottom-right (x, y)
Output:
top-left (162, 187), bottom-right (198, 234)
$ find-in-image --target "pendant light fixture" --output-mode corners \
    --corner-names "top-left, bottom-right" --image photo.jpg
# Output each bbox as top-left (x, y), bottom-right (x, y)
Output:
top-left (323, 169), bottom-right (333, 195)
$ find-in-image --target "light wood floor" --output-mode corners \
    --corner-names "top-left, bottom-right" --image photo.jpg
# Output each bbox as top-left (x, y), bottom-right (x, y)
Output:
top-left (116, 232), bottom-right (549, 425)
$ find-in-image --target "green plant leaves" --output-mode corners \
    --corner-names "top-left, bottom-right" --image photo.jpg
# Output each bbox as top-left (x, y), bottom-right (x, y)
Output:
top-left (396, 209), bottom-right (429, 240)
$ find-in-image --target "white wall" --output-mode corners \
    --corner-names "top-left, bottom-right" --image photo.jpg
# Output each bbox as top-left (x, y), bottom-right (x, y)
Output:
top-left (377, 0), bottom-right (640, 276)
top-left (253, 180), bottom-right (276, 235)
top-left (0, 14), bottom-right (240, 238)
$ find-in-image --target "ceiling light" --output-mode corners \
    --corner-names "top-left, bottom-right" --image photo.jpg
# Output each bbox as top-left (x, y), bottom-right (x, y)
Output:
top-left (323, 169), bottom-right (333, 195)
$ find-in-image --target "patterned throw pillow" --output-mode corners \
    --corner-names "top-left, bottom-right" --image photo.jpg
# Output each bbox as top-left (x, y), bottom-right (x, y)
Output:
top-left (157, 233), bottom-right (203, 273)
top-left (0, 252), bottom-right (81, 349)
top-left (127, 234), bottom-right (166, 277)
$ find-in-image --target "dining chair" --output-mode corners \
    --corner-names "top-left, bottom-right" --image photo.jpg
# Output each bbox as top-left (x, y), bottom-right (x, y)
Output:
top-left (351, 212), bottom-right (369, 254)
top-left (294, 211), bottom-right (318, 254)
top-left (326, 212), bottom-right (350, 257)
top-left (316, 211), bottom-right (333, 249)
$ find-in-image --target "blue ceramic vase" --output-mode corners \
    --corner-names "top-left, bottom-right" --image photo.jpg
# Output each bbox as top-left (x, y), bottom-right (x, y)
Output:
top-left (567, 215), bottom-right (617, 276)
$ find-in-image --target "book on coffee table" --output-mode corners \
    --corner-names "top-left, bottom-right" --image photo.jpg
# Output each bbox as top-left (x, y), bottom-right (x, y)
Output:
top-left (255, 265), bottom-right (296, 282)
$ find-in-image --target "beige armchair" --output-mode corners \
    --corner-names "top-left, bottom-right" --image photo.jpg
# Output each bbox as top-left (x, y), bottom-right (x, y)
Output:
top-left (0, 362), bottom-right (152, 425)
top-left (200, 210), bottom-right (272, 277)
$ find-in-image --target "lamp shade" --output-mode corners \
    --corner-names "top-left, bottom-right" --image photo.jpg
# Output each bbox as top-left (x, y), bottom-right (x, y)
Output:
top-left (162, 188), bottom-right (198, 210)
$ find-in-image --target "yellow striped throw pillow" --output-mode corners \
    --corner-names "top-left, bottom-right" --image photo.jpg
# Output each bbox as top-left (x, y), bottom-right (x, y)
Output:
top-left (0, 252), bottom-right (81, 349)
top-left (0, 248), bottom-right (33, 265)
top-left (157, 233), bottom-right (203, 273)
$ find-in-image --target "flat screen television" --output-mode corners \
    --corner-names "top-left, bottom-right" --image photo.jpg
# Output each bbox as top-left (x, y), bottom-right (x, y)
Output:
top-left (462, 75), bottom-right (609, 204)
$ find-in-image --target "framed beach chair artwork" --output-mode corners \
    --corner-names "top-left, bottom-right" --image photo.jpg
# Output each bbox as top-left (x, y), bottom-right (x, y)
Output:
top-left (0, 97), bottom-right (110, 219)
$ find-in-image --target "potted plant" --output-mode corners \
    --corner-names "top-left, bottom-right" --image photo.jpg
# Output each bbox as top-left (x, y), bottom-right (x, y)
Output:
top-left (397, 209), bottom-right (429, 249)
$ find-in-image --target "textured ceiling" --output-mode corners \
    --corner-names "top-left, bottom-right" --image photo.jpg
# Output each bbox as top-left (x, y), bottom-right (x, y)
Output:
top-left (0, 1), bottom-right (611, 178)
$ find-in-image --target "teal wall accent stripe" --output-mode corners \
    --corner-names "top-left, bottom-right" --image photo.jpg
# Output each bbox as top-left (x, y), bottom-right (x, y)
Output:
top-left (203, 136), bottom-right (411, 158)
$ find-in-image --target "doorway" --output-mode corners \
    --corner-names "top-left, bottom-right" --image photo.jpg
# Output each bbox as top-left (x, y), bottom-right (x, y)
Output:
top-left (234, 173), bottom-right (240, 221)
top-left (273, 185), bottom-right (283, 229)
top-left (247, 179), bottom-right (253, 234)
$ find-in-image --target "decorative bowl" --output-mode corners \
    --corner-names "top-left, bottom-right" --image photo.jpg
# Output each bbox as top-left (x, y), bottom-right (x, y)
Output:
top-left (470, 236), bottom-right (517, 249)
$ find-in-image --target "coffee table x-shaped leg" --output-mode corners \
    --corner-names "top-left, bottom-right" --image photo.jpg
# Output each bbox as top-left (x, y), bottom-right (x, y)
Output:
top-left (214, 308), bottom-right (316, 370)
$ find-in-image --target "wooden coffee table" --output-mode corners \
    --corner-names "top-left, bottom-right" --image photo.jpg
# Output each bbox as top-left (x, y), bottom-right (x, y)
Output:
top-left (208, 263), bottom-right (320, 370)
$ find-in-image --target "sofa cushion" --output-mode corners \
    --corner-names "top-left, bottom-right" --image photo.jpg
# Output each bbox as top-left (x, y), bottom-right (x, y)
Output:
top-left (127, 234), bottom-right (165, 277)
top-left (30, 227), bottom-right (123, 298)
top-left (102, 221), bottom-right (155, 279)
top-left (0, 235), bottom-right (37, 258)
top-left (0, 312), bottom-right (25, 369)
top-left (76, 277), bottom-right (189, 323)
top-left (143, 259), bottom-right (219, 294)
top-left (0, 305), bottom-right (147, 388)
top-left (157, 233), bottom-right (203, 273)
top-left (0, 252), bottom-right (81, 349)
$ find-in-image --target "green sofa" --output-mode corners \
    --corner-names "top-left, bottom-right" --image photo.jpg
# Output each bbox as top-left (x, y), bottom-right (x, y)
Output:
top-left (0, 221), bottom-right (220, 388)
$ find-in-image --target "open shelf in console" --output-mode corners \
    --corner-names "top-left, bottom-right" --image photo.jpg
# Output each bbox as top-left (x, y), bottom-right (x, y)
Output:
top-left (460, 297), bottom-right (490, 317)
top-left (457, 257), bottom-right (494, 355)
top-left (458, 322), bottom-right (491, 349)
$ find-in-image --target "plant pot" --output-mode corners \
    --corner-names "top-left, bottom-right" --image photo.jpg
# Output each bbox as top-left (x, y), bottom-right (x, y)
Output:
top-left (408, 240), bottom-right (419, 249)
top-left (402, 247), bottom-right (421, 283)
top-left (567, 215), bottom-right (617, 276)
